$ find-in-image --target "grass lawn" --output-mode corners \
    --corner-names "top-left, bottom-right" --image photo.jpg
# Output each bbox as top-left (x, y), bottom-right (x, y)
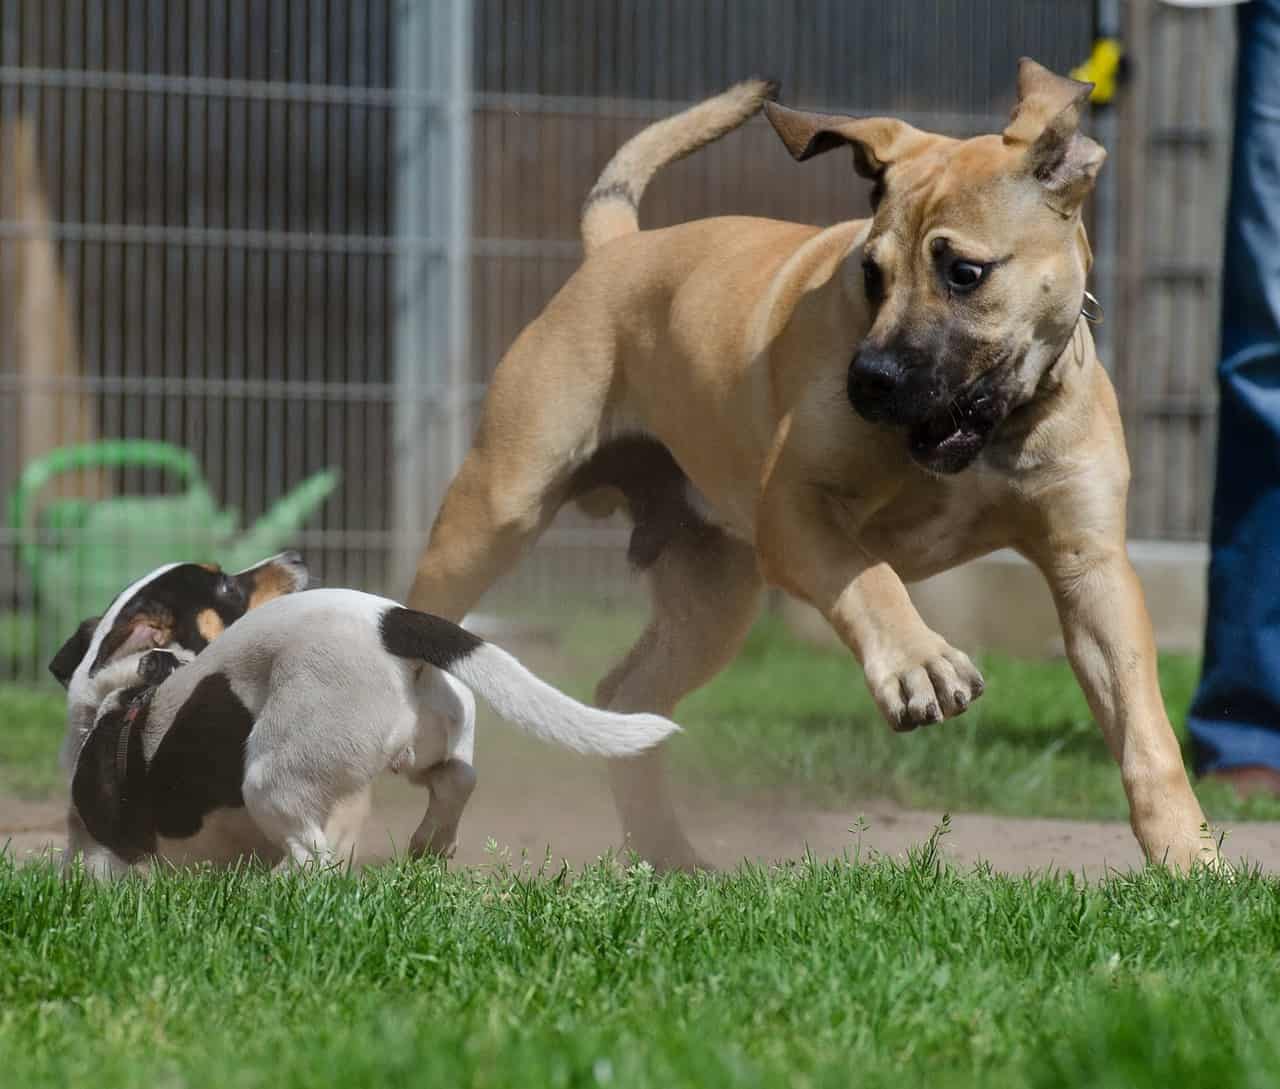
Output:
top-left (0, 684), bottom-right (66, 798)
top-left (3, 607), bottom-right (1278, 821)
top-left (1, 850), bottom-right (1277, 1089)
top-left (4, 608), bottom-right (1280, 1088)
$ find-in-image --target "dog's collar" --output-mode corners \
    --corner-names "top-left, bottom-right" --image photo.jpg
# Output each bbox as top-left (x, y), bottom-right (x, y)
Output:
top-left (1081, 289), bottom-right (1104, 325)
top-left (115, 687), bottom-right (156, 802)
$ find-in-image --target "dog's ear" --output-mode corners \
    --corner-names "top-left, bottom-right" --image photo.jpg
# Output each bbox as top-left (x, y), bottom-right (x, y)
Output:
top-left (231, 550), bottom-right (310, 609)
top-left (1004, 57), bottom-right (1105, 213)
top-left (764, 102), bottom-right (930, 180)
top-left (49, 616), bottom-right (100, 688)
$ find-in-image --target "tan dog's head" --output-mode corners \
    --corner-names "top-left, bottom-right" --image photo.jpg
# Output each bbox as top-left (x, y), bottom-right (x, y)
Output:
top-left (49, 551), bottom-right (310, 692)
top-left (766, 58), bottom-right (1105, 473)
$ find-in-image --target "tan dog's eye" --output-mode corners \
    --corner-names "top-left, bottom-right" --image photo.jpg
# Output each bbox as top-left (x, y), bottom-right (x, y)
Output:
top-left (945, 259), bottom-right (988, 295)
top-left (931, 237), bottom-right (991, 296)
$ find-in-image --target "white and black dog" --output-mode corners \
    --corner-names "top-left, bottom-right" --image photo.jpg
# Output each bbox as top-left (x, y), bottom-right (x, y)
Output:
top-left (51, 555), bottom-right (677, 876)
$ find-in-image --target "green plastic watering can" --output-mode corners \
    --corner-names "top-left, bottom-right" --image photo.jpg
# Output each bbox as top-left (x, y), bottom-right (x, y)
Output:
top-left (9, 440), bottom-right (339, 627)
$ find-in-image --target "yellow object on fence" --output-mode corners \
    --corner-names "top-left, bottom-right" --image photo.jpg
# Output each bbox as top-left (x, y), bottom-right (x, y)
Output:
top-left (1071, 38), bottom-right (1125, 106)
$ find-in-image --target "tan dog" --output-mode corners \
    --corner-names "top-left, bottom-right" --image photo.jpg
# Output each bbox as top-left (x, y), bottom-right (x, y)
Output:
top-left (409, 59), bottom-right (1216, 873)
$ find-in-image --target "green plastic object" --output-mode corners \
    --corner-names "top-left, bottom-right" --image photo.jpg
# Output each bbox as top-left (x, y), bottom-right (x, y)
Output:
top-left (9, 440), bottom-right (339, 627)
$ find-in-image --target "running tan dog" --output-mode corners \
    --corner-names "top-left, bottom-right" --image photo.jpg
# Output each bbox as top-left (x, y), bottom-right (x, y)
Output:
top-left (409, 59), bottom-right (1217, 872)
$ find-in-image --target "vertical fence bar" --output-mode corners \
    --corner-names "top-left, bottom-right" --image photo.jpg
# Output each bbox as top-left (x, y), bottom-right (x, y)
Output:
top-left (391, 0), bottom-right (472, 598)
top-left (391, 0), bottom-right (432, 597)
top-left (445, 0), bottom-right (473, 502)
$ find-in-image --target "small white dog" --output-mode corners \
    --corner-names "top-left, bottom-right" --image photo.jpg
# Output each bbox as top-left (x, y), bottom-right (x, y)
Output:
top-left (52, 556), bottom-right (677, 876)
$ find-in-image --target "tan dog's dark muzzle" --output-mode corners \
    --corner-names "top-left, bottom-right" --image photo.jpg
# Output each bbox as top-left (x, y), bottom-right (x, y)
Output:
top-left (850, 335), bottom-right (1012, 475)
top-left (847, 347), bottom-right (904, 422)
top-left (906, 368), bottom-right (1011, 475)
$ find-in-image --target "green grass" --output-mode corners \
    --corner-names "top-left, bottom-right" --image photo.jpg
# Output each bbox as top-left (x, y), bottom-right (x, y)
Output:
top-left (3, 608), bottom-right (1278, 820)
top-left (550, 610), bottom-right (1280, 823)
top-left (0, 684), bottom-right (66, 798)
top-left (1, 848), bottom-right (1278, 1088)
top-left (4, 612), bottom-right (1279, 1087)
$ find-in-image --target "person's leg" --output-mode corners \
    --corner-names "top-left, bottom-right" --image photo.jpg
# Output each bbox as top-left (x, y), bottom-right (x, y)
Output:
top-left (1189, 0), bottom-right (1280, 780)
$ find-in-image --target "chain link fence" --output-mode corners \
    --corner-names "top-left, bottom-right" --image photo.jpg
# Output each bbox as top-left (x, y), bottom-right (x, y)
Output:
top-left (0, 1), bottom-right (1228, 682)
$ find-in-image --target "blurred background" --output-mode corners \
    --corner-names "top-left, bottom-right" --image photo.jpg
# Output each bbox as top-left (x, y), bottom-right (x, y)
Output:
top-left (0, 0), bottom-right (1235, 681)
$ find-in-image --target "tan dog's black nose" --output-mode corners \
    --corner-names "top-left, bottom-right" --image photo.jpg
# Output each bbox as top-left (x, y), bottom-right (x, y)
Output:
top-left (848, 348), bottom-right (903, 422)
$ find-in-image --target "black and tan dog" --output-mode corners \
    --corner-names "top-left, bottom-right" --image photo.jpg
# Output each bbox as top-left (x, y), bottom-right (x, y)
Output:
top-left (51, 558), bottom-right (676, 876)
top-left (49, 553), bottom-right (315, 870)
top-left (408, 59), bottom-right (1216, 872)
top-left (50, 553), bottom-right (311, 768)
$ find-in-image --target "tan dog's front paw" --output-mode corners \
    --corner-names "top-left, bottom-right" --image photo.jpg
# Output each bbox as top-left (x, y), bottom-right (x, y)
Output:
top-left (865, 637), bottom-right (985, 731)
top-left (1137, 812), bottom-right (1226, 875)
top-left (1146, 831), bottom-right (1225, 876)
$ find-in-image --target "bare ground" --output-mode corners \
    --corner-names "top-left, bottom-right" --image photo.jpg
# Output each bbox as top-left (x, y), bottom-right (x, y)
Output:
top-left (6, 730), bottom-right (1280, 877)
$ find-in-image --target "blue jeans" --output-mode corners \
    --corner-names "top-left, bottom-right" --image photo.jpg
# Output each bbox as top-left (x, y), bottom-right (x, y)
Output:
top-left (1188, 0), bottom-right (1280, 772)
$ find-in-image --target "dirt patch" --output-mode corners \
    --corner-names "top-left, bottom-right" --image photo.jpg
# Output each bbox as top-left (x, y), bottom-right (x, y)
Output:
top-left (357, 774), bottom-right (1277, 879)
top-left (0, 794), bottom-right (65, 863)
top-left (6, 733), bottom-right (1279, 877)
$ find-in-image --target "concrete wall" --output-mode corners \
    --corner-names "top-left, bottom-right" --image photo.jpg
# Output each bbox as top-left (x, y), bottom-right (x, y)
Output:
top-left (781, 540), bottom-right (1208, 659)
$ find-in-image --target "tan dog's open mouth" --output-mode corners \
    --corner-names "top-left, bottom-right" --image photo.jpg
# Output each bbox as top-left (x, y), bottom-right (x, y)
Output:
top-left (907, 377), bottom-right (1009, 475)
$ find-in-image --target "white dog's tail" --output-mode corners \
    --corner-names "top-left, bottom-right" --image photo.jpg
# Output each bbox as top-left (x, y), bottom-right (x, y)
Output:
top-left (580, 78), bottom-right (778, 255)
top-left (379, 607), bottom-right (677, 757)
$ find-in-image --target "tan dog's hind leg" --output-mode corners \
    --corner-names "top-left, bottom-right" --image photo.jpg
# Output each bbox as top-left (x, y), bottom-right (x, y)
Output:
top-left (597, 531), bottom-right (763, 872)
top-left (1029, 543), bottom-right (1218, 872)
top-left (408, 446), bottom-right (562, 622)
top-left (407, 315), bottom-right (614, 623)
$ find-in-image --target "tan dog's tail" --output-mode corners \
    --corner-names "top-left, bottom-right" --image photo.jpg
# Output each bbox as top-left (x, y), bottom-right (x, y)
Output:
top-left (580, 78), bottom-right (778, 254)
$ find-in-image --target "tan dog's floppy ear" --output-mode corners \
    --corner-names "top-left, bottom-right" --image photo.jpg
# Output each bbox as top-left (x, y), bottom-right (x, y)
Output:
top-left (1004, 57), bottom-right (1106, 213)
top-left (764, 102), bottom-right (930, 180)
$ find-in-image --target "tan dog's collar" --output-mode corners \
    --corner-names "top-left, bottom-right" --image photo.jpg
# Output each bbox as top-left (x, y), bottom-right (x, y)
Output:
top-left (1081, 289), bottom-right (1104, 325)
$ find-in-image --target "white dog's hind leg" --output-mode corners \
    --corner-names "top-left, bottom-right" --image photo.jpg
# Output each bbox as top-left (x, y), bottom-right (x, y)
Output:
top-left (267, 820), bottom-right (335, 871)
top-left (408, 673), bottom-right (477, 858)
top-left (325, 787), bottom-right (373, 867)
top-left (280, 830), bottom-right (334, 869)
top-left (242, 762), bottom-right (337, 871)
top-left (408, 759), bottom-right (477, 858)
top-left (244, 686), bottom-right (398, 872)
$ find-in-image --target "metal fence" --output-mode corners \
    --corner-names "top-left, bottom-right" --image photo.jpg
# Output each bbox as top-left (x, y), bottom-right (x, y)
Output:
top-left (0, 1), bottom-right (1232, 681)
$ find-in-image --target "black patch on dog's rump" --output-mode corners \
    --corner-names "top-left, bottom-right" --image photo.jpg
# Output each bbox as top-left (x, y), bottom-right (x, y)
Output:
top-left (380, 608), bottom-right (483, 670)
top-left (71, 687), bottom-right (156, 862)
top-left (567, 435), bottom-right (716, 569)
top-left (147, 673), bottom-right (254, 840)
